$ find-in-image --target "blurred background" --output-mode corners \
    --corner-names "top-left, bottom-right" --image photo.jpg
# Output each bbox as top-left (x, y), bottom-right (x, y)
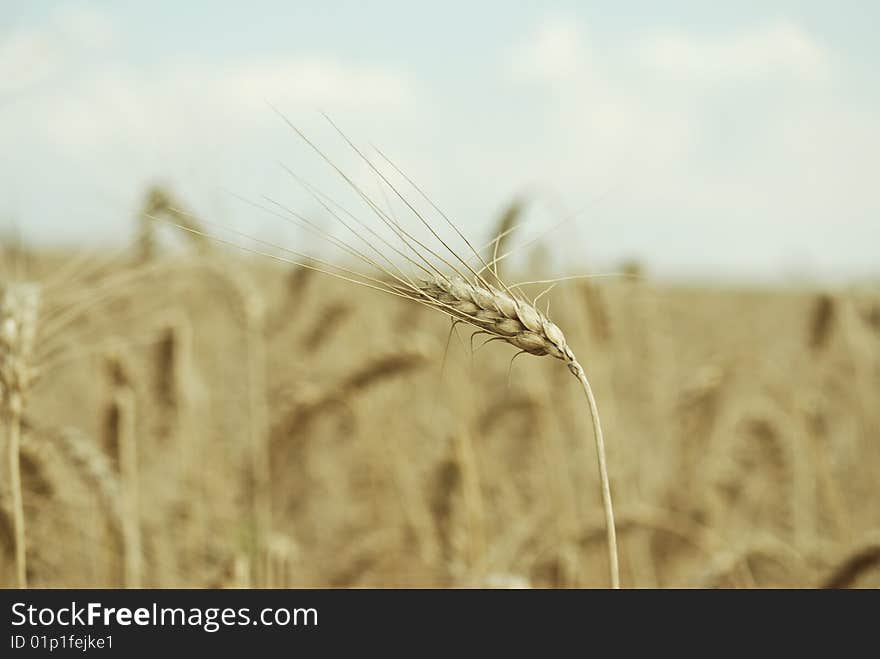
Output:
top-left (0, 2), bottom-right (878, 589)
top-left (4, 0), bottom-right (879, 281)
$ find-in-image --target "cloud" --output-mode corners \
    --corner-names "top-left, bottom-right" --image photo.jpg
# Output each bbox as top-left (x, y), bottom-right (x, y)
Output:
top-left (2, 8), bottom-right (876, 281)
top-left (0, 5), bottom-right (116, 94)
top-left (52, 5), bottom-right (115, 46)
top-left (498, 17), bottom-right (878, 279)
top-left (0, 7), bottom-right (420, 250)
top-left (213, 56), bottom-right (415, 111)
top-left (637, 22), bottom-right (830, 82)
top-left (503, 18), bottom-right (695, 184)
top-left (509, 17), bottom-right (588, 81)
top-left (25, 56), bottom-right (415, 154)
top-left (0, 31), bottom-right (59, 94)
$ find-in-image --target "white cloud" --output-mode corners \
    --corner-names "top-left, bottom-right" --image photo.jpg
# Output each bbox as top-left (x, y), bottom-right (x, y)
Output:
top-left (214, 56), bottom-right (414, 110)
top-left (498, 18), bottom-right (878, 280)
top-left (53, 5), bottom-right (115, 46)
top-left (503, 18), bottom-right (695, 186)
top-left (509, 17), bottom-right (588, 81)
top-left (2, 8), bottom-right (876, 281)
top-left (0, 5), bottom-right (116, 94)
top-left (0, 9), bottom-right (420, 251)
top-left (24, 56), bottom-right (415, 153)
top-left (638, 22), bottom-right (830, 82)
top-left (0, 31), bottom-right (59, 94)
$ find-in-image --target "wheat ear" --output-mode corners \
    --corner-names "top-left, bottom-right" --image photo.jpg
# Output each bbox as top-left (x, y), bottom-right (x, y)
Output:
top-left (102, 352), bottom-right (143, 587)
top-left (1, 283), bottom-right (40, 588)
top-left (159, 114), bottom-right (622, 587)
top-left (405, 276), bottom-right (619, 587)
top-left (137, 186), bottom-right (212, 262)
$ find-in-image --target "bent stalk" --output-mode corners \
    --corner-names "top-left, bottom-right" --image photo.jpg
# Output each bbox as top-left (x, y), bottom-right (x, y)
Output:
top-left (572, 360), bottom-right (619, 589)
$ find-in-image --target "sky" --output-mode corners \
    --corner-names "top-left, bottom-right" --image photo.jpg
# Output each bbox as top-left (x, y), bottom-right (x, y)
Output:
top-left (2, 1), bottom-right (878, 283)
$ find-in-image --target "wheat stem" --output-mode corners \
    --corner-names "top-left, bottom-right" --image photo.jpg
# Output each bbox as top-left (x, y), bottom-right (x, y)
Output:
top-left (7, 414), bottom-right (26, 587)
top-left (2, 283), bottom-right (40, 588)
top-left (115, 388), bottom-right (142, 588)
top-left (573, 361), bottom-right (619, 589)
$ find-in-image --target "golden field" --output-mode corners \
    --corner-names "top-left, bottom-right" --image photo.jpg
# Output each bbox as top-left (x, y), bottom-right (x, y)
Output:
top-left (1, 217), bottom-right (879, 589)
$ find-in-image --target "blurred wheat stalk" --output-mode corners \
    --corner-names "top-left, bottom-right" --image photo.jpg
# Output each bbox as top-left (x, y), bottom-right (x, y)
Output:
top-left (2, 123), bottom-right (878, 590)
top-left (1, 283), bottom-right (40, 587)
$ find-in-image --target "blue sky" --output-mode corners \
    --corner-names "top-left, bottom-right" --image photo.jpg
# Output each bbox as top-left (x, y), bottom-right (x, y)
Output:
top-left (2, 1), bottom-right (878, 282)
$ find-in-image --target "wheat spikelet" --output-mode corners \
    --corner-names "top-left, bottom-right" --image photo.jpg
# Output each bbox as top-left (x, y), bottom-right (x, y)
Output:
top-left (477, 391), bottom-right (541, 436)
top-left (266, 263), bottom-right (316, 336)
top-left (671, 364), bottom-right (725, 517)
top-left (406, 275), bottom-right (580, 364)
top-left (101, 352), bottom-right (142, 587)
top-left (37, 424), bottom-right (124, 529)
top-left (426, 431), bottom-right (486, 584)
top-left (710, 408), bottom-right (798, 544)
top-left (18, 421), bottom-right (125, 584)
top-left (17, 429), bottom-right (57, 500)
top-left (7, 416), bottom-right (126, 586)
top-left (266, 349), bottom-right (429, 584)
top-left (428, 450), bottom-right (461, 578)
top-left (808, 293), bottom-right (836, 351)
top-left (299, 301), bottom-right (352, 351)
top-left (153, 314), bottom-right (196, 443)
top-left (137, 186), bottom-right (211, 262)
top-left (619, 259), bottom-right (645, 279)
top-left (1, 282), bottom-right (40, 587)
top-left (286, 261), bottom-right (316, 300)
top-left (452, 430), bottom-right (486, 578)
top-left (798, 391), bottom-right (852, 544)
top-left (858, 298), bottom-right (880, 333)
top-left (271, 350), bottom-right (428, 442)
top-left (485, 199), bottom-right (523, 281)
top-left (101, 351), bottom-right (131, 470)
top-left (155, 324), bottom-right (181, 411)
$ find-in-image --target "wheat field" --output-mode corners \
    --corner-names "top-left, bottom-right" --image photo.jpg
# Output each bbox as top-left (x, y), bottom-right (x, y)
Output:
top-left (1, 188), bottom-right (879, 590)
